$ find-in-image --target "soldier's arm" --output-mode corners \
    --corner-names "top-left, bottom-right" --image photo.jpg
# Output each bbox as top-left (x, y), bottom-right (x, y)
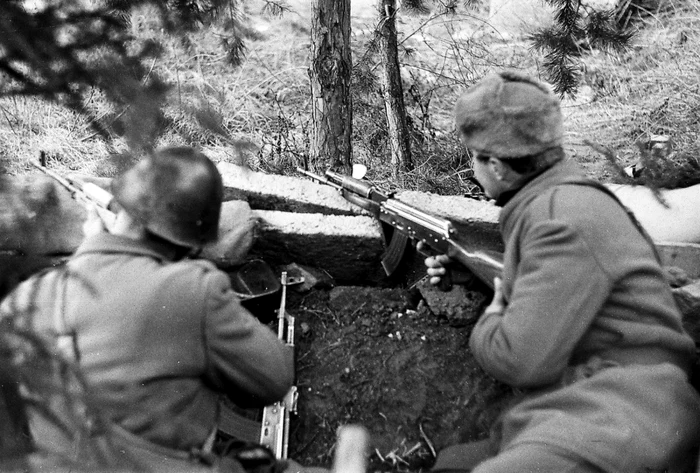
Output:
top-left (469, 220), bottom-right (611, 387)
top-left (201, 269), bottom-right (294, 407)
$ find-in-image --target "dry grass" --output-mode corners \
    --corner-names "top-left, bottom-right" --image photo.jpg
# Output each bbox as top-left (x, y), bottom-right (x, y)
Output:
top-left (564, 0), bottom-right (700, 183)
top-left (0, 0), bottom-right (698, 193)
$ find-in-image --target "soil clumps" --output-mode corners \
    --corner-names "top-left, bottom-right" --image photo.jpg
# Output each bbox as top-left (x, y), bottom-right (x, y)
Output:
top-left (281, 283), bottom-right (515, 471)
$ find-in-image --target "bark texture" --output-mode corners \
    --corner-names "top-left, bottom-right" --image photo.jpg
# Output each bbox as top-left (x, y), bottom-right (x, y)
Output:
top-left (377, 0), bottom-right (414, 180)
top-left (309, 0), bottom-right (353, 174)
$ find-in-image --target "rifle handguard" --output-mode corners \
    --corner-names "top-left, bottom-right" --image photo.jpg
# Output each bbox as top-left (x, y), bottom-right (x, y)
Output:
top-left (30, 158), bottom-right (117, 230)
top-left (325, 170), bottom-right (375, 198)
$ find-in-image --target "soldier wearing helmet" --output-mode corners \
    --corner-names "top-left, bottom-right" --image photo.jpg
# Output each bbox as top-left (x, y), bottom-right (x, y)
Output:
top-left (1, 146), bottom-right (294, 471)
top-left (425, 72), bottom-right (700, 472)
top-left (110, 146), bottom-right (224, 249)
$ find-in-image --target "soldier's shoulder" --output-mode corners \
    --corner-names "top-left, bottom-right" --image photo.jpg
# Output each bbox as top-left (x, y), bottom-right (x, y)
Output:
top-left (0, 267), bottom-right (64, 316)
top-left (166, 258), bottom-right (235, 302)
top-left (167, 258), bottom-right (229, 287)
top-left (176, 257), bottom-right (219, 273)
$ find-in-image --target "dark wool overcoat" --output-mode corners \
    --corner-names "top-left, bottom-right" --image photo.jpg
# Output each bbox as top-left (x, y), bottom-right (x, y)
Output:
top-left (468, 159), bottom-right (700, 472)
top-left (1, 234), bottom-right (293, 454)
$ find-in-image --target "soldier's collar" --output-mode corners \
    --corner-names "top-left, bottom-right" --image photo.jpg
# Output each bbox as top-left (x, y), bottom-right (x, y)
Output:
top-left (73, 233), bottom-right (180, 262)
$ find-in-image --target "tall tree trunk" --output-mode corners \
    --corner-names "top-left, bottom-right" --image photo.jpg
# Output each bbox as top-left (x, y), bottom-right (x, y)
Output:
top-left (377, 0), bottom-right (413, 181)
top-left (309, 0), bottom-right (353, 174)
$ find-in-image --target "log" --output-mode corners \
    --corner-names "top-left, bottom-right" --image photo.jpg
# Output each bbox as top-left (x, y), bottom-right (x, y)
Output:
top-left (17, 168), bottom-right (700, 288)
top-left (217, 163), bottom-right (504, 252)
top-left (216, 162), bottom-right (365, 215)
top-left (608, 183), bottom-right (700, 244)
top-left (394, 190), bottom-right (502, 253)
top-left (249, 210), bottom-right (385, 284)
top-left (0, 174), bottom-right (84, 254)
top-left (0, 173), bottom-right (258, 268)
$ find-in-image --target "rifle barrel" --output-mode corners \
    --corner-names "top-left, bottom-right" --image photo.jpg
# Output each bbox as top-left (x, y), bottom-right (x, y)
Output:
top-left (30, 159), bottom-right (117, 229)
top-left (295, 167), bottom-right (342, 191)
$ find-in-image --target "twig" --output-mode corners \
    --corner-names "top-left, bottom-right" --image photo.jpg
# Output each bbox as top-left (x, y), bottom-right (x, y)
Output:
top-left (418, 421), bottom-right (436, 458)
top-left (348, 302), bottom-right (368, 319)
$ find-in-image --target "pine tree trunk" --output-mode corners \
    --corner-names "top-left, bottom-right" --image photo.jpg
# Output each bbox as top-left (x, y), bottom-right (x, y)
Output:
top-left (309, 0), bottom-right (353, 174)
top-left (377, 0), bottom-right (413, 180)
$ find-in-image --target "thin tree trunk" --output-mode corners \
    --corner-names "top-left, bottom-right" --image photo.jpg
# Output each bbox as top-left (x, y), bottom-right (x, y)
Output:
top-left (309, 0), bottom-right (353, 174)
top-left (377, 0), bottom-right (413, 181)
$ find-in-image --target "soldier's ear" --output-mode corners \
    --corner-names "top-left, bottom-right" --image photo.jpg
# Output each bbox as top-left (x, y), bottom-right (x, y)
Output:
top-left (490, 158), bottom-right (508, 181)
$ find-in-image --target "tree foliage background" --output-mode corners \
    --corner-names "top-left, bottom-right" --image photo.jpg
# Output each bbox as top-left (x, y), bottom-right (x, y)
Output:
top-left (0, 0), bottom-right (634, 151)
top-left (0, 0), bottom-right (697, 190)
top-left (531, 0), bottom-right (635, 97)
top-left (0, 0), bottom-right (260, 152)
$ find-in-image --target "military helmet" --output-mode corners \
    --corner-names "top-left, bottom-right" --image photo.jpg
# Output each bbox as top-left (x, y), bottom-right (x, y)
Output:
top-left (454, 71), bottom-right (563, 158)
top-left (111, 147), bottom-right (223, 248)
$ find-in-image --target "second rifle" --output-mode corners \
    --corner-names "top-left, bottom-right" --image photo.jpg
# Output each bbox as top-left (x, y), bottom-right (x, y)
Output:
top-left (30, 153), bottom-right (117, 230)
top-left (259, 271), bottom-right (300, 459)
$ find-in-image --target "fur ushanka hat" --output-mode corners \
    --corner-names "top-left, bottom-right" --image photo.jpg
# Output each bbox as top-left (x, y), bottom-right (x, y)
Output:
top-left (454, 71), bottom-right (563, 158)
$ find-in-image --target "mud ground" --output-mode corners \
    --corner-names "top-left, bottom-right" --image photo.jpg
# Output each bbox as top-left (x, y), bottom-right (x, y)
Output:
top-left (269, 280), bottom-right (516, 472)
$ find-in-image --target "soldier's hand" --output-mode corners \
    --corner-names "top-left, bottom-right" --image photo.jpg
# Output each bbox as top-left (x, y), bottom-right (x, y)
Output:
top-left (424, 254), bottom-right (452, 286)
top-left (484, 277), bottom-right (506, 315)
top-left (82, 204), bottom-right (107, 237)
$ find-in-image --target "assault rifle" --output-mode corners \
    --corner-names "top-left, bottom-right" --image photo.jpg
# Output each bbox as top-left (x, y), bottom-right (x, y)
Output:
top-left (296, 167), bottom-right (504, 290)
top-left (260, 271), bottom-right (300, 459)
top-left (30, 153), bottom-right (117, 230)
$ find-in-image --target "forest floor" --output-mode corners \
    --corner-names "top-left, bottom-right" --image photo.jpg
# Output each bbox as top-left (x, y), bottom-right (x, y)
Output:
top-left (250, 276), bottom-right (513, 472)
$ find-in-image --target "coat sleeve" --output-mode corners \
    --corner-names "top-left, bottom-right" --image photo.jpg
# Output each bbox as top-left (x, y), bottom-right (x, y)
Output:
top-left (200, 269), bottom-right (294, 407)
top-left (469, 220), bottom-right (614, 388)
top-left (0, 271), bottom-right (53, 324)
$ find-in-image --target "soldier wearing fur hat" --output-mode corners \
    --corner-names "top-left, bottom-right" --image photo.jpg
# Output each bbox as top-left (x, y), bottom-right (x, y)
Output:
top-left (425, 71), bottom-right (700, 472)
top-left (0, 146), bottom-right (294, 472)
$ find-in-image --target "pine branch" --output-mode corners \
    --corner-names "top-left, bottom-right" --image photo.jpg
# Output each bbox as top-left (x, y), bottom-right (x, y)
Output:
top-left (0, 0), bottom-right (246, 149)
top-left (543, 0), bottom-right (581, 30)
top-left (262, 1), bottom-right (291, 17)
top-left (530, 26), bottom-right (583, 57)
top-left (542, 52), bottom-right (581, 97)
top-left (531, 0), bottom-right (634, 97)
top-left (585, 9), bottom-right (635, 52)
top-left (401, 0), bottom-right (430, 15)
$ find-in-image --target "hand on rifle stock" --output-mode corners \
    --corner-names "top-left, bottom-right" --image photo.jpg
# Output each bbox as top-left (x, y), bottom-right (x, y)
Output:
top-left (424, 253), bottom-right (452, 287)
top-left (418, 242), bottom-right (473, 290)
top-left (424, 251), bottom-right (505, 316)
top-left (483, 277), bottom-right (506, 316)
